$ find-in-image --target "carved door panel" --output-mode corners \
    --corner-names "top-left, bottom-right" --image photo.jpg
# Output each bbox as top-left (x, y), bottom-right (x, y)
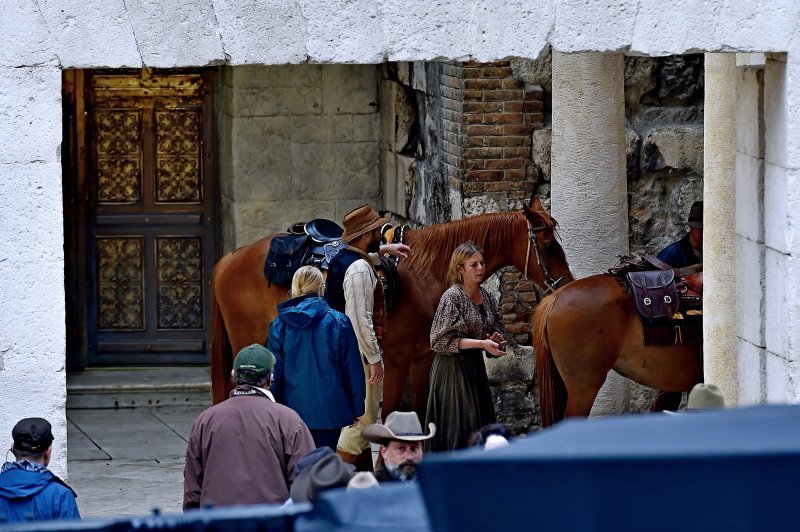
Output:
top-left (82, 70), bottom-right (217, 365)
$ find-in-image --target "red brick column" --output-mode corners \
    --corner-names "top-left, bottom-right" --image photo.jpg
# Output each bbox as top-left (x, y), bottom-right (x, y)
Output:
top-left (440, 60), bottom-right (545, 344)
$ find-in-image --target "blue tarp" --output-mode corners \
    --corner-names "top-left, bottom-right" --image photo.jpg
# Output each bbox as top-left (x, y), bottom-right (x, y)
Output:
top-left (295, 483), bottom-right (430, 531)
top-left (417, 405), bottom-right (800, 532)
top-left (0, 503), bottom-right (310, 532)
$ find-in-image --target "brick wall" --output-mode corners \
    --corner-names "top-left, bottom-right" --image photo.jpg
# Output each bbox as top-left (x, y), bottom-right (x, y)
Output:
top-left (440, 60), bottom-right (545, 344)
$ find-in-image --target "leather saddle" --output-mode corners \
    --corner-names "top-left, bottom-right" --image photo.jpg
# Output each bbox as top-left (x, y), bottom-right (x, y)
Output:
top-left (264, 219), bottom-right (345, 286)
top-left (612, 255), bottom-right (704, 321)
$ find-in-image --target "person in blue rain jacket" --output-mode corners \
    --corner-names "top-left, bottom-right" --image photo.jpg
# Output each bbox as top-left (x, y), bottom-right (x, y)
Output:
top-left (268, 266), bottom-right (366, 451)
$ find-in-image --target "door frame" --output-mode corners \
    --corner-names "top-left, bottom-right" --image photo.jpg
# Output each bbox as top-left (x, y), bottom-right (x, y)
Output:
top-left (63, 68), bottom-right (221, 371)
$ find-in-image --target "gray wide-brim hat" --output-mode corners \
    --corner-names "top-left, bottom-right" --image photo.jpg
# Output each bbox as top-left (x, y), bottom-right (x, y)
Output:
top-left (290, 453), bottom-right (354, 503)
top-left (361, 411), bottom-right (436, 444)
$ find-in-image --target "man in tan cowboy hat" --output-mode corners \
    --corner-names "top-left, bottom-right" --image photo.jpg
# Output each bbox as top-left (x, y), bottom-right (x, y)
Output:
top-left (362, 411), bottom-right (435, 482)
top-left (325, 204), bottom-right (411, 470)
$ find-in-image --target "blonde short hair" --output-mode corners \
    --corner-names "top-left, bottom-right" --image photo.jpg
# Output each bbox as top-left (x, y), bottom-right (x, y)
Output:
top-left (447, 241), bottom-right (483, 286)
top-left (291, 266), bottom-right (324, 298)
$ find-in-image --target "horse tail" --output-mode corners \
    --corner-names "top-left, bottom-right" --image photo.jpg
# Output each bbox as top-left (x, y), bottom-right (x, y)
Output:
top-left (210, 261), bottom-right (232, 405)
top-left (534, 291), bottom-right (567, 427)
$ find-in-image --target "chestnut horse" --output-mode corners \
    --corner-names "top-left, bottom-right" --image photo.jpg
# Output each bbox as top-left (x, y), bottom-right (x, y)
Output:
top-left (533, 273), bottom-right (703, 427)
top-left (210, 197), bottom-right (574, 422)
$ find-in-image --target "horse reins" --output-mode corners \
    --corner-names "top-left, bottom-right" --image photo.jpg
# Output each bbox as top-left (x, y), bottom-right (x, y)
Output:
top-left (525, 220), bottom-right (564, 294)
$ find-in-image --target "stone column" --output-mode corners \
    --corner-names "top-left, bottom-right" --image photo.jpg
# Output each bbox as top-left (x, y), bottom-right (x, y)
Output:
top-left (551, 52), bottom-right (628, 278)
top-left (704, 53), bottom-right (739, 405)
top-left (551, 52), bottom-right (628, 415)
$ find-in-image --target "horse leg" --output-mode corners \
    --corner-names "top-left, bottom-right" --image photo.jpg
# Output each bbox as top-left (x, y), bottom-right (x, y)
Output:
top-left (382, 347), bottom-right (411, 421)
top-left (563, 377), bottom-right (606, 418)
top-left (649, 391), bottom-right (682, 412)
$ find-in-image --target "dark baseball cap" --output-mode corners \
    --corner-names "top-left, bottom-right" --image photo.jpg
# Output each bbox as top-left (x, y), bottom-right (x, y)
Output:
top-left (12, 417), bottom-right (54, 453)
top-left (233, 344), bottom-right (276, 383)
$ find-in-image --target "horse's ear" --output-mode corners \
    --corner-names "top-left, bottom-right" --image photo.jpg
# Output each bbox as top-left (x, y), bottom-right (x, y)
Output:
top-left (523, 201), bottom-right (544, 224)
top-left (529, 195), bottom-right (544, 212)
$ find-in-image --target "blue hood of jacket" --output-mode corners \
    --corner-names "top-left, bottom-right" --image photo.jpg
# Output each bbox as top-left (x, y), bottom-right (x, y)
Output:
top-left (277, 295), bottom-right (329, 329)
top-left (0, 462), bottom-right (53, 500)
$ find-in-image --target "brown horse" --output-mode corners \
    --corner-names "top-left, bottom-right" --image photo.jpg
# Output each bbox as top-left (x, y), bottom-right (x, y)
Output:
top-left (210, 197), bottom-right (574, 422)
top-left (534, 273), bottom-right (703, 427)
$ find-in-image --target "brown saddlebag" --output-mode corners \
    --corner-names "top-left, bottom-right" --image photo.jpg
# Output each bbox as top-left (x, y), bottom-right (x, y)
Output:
top-left (627, 270), bottom-right (680, 321)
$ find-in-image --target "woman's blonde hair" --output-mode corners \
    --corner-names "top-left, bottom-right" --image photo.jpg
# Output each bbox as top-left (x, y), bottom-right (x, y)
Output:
top-left (291, 266), bottom-right (324, 298)
top-left (447, 241), bottom-right (483, 286)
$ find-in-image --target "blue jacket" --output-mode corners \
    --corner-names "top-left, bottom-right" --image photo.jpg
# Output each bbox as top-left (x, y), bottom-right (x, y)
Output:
top-left (268, 295), bottom-right (366, 429)
top-left (656, 234), bottom-right (699, 269)
top-left (0, 461), bottom-right (80, 523)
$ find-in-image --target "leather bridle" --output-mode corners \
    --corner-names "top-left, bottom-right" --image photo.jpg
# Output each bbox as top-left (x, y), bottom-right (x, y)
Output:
top-left (524, 220), bottom-right (564, 294)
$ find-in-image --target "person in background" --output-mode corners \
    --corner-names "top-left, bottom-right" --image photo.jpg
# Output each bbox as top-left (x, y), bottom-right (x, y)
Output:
top-left (657, 201), bottom-right (703, 269)
top-left (183, 344), bottom-right (315, 509)
top-left (0, 417), bottom-right (80, 523)
top-left (426, 241), bottom-right (507, 452)
top-left (268, 266), bottom-right (365, 451)
top-left (362, 411), bottom-right (435, 483)
top-left (325, 204), bottom-right (410, 469)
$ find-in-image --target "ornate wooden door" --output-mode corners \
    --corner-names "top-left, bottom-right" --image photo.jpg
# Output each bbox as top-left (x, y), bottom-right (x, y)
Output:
top-left (67, 69), bottom-right (218, 365)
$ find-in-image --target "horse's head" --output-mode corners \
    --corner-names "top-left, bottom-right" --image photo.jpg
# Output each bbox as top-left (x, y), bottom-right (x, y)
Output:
top-left (519, 196), bottom-right (575, 293)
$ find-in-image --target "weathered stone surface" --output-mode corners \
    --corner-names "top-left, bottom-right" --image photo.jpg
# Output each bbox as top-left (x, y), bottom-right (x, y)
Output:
top-left (491, 380), bottom-right (539, 434)
top-left (510, 53), bottom-right (552, 91)
top-left (462, 195), bottom-right (500, 217)
top-left (0, 67), bottom-right (62, 164)
top-left (0, 2), bottom-right (57, 67)
top-left (322, 65), bottom-right (379, 115)
top-left (292, 142), bottom-right (381, 200)
top-left (629, 172), bottom-right (703, 255)
top-left (641, 124), bottom-right (704, 175)
top-left (624, 56), bottom-right (657, 113)
top-left (223, 64), bottom-right (322, 88)
top-left (486, 346), bottom-right (535, 384)
top-left (119, 0), bottom-right (225, 67)
top-left (0, 161), bottom-right (67, 476)
top-left (531, 127), bottom-right (551, 182)
top-left (392, 84), bottom-right (417, 154)
top-left (225, 86), bottom-right (322, 117)
top-left (655, 54), bottom-right (705, 105)
top-left (234, 199), bottom-right (337, 245)
top-left (229, 116), bottom-right (293, 201)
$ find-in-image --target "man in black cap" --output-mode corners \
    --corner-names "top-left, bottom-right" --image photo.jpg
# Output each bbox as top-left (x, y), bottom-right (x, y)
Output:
top-left (656, 201), bottom-right (703, 269)
top-left (0, 417), bottom-right (80, 522)
top-left (183, 344), bottom-right (315, 509)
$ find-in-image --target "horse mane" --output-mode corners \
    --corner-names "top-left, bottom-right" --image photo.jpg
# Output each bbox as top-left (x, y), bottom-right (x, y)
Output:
top-left (402, 211), bottom-right (529, 279)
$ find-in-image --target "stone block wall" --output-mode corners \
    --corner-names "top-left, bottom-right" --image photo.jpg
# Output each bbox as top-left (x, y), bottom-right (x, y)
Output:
top-left (220, 64), bottom-right (381, 252)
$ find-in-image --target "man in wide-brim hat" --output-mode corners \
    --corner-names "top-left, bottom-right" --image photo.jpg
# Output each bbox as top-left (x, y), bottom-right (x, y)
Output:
top-left (362, 411), bottom-right (435, 482)
top-left (657, 200), bottom-right (703, 269)
top-left (324, 204), bottom-right (412, 471)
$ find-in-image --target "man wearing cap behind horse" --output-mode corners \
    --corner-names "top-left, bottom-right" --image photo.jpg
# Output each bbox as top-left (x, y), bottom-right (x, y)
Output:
top-left (0, 417), bottom-right (80, 522)
top-left (361, 411), bottom-right (435, 483)
top-left (183, 344), bottom-right (315, 509)
top-left (657, 201), bottom-right (703, 269)
top-left (325, 204), bottom-right (411, 470)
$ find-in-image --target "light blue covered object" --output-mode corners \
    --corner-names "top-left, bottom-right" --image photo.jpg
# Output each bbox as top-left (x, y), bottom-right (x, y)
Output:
top-left (295, 483), bottom-right (431, 532)
top-left (419, 405), bottom-right (800, 532)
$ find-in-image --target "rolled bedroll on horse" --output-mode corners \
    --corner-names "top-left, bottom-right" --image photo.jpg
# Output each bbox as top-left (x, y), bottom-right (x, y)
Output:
top-left (210, 197), bottom-right (574, 416)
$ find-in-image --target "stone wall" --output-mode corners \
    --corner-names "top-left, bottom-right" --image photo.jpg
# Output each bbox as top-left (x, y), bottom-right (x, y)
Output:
top-left (220, 64), bottom-right (381, 252)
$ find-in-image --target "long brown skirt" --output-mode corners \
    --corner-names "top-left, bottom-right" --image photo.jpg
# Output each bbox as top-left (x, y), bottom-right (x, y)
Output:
top-left (425, 349), bottom-right (496, 452)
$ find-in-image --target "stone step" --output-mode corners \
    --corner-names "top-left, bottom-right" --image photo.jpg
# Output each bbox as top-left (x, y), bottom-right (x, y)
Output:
top-left (67, 367), bottom-right (212, 409)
